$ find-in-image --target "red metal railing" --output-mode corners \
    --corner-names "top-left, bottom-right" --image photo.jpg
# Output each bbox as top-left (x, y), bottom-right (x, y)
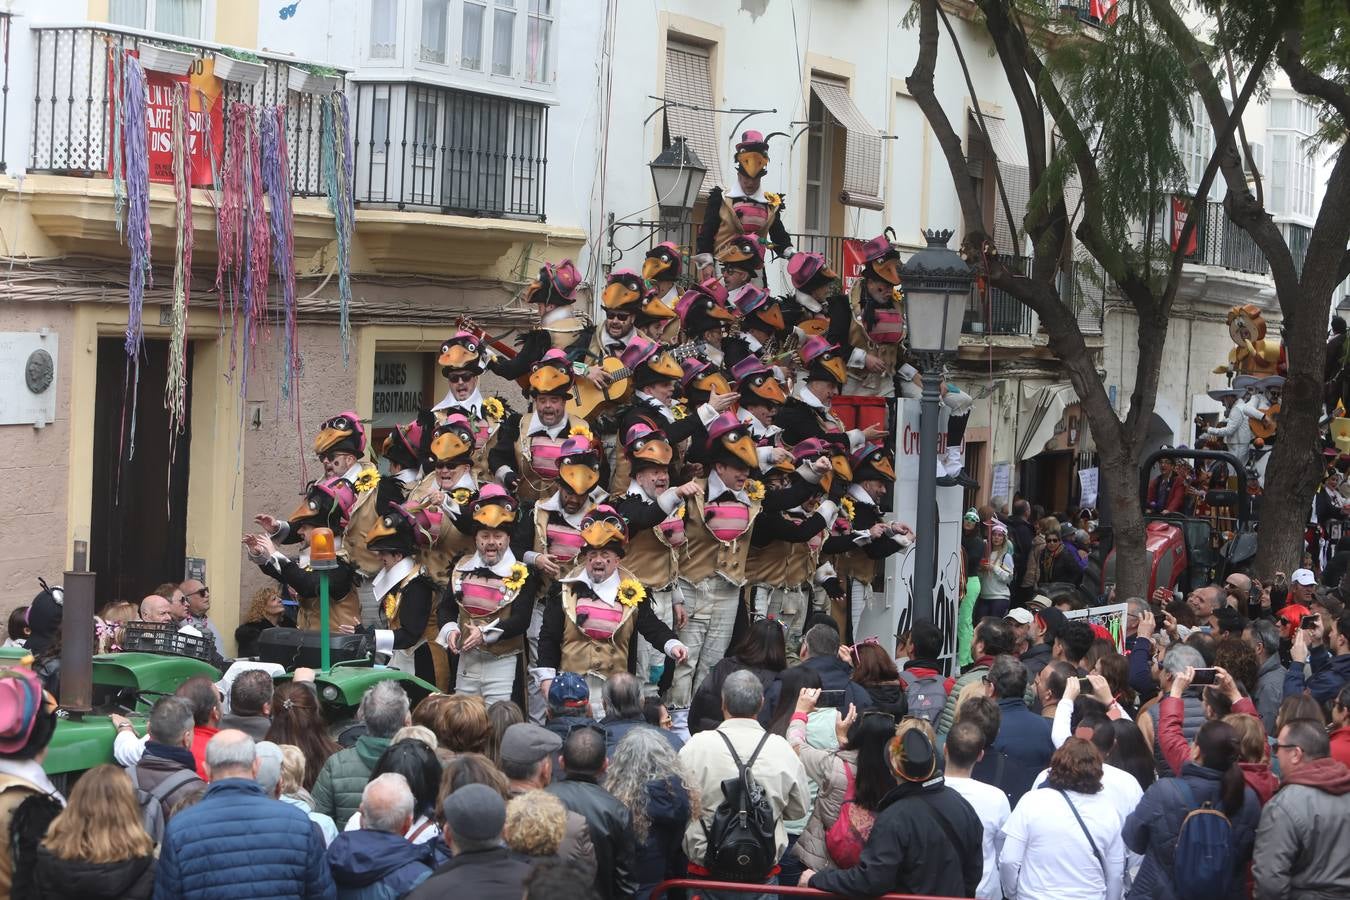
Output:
top-left (649, 879), bottom-right (970, 900)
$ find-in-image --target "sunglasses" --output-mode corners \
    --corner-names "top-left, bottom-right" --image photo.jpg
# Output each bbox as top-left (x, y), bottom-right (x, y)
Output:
top-left (608, 311), bottom-right (635, 320)
top-left (446, 373), bottom-right (477, 384)
top-left (1045, 537), bottom-right (1061, 544)
top-left (184, 586), bottom-right (209, 599)
top-left (434, 460), bottom-right (465, 471)
top-left (850, 636), bottom-right (879, 664)
top-left (566, 721), bottom-right (606, 738)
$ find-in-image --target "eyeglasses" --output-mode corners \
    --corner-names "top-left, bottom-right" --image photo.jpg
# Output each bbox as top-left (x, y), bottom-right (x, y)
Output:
top-left (1273, 743), bottom-right (1301, 752)
top-left (434, 461), bottom-right (464, 471)
top-left (608, 311), bottom-right (634, 321)
top-left (446, 373), bottom-right (477, 384)
top-left (566, 721), bottom-right (606, 739)
top-left (184, 586), bottom-right (209, 600)
top-left (1045, 537), bottom-right (1060, 544)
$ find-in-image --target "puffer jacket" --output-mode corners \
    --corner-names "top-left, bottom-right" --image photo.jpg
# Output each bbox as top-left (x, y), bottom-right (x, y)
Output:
top-left (634, 776), bottom-right (690, 900)
top-left (34, 847), bottom-right (154, 899)
top-left (1146, 691), bottom-right (1205, 778)
top-left (937, 656), bottom-right (992, 736)
top-left (1123, 763), bottom-right (1260, 900)
top-left (786, 715), bottom-right (859, 871)
top-left (153, 778), bottom-right (335, 900)
top-left (1253, 758), bottom-right (1350, 900)
top-left (326, 828), bottom-right (433, 900)
top-left (312, 735), bottom-right (391, 829)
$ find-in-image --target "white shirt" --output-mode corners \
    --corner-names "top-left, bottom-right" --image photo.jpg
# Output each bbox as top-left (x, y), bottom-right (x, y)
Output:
top-left (707, 469), bottom-right (750, 505)
top-left (946, 774), bottom-right (1011, 900)
top-left (1000, 786), bottom-right (1125, 900)
top-left (432, 385), bottom-right (483, 414)
top-left (1031, 763), bottom-right (1143, 824)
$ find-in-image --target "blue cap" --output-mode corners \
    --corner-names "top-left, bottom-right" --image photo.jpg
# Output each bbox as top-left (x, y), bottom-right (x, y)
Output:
top-left (547, 672), bottom-right (590, 709)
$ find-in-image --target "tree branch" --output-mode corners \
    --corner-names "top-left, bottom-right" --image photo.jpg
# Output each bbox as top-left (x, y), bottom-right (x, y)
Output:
top-left (1279, 23), bottom-right (1350, 122)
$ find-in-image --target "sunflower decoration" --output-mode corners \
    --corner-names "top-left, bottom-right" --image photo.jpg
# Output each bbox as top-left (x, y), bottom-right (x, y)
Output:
top-left (745, 480), bottom-right (765, 502)
top-left (503, 562), bottom-right (529, 592)
top-left (673, 505), bottom-right (686, 520)
top-left (765, 192), bottom-right (782, 209)
top-left (482, 397), bottom-right (506, 422)
top-left (569, 422), bottom-right (593, 439)
top-left (382, 593), bottom-right (400, 622)
top-left (617, 578), bottom-right (647, 607)
top-left (353, 469), bottom-right (379, 494)
top-left (840, 496), bottom-right (857, 523)
top-left (671, 402), bottom-right (688, 421)
top-left (449, 487), bottom-right (473, 507)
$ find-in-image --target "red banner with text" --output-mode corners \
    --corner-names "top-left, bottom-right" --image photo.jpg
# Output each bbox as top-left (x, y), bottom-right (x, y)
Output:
top-left (109, 52), bottom-right (224, 187)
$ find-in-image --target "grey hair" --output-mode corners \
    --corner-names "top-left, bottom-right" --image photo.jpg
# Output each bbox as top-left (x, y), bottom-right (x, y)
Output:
top-left (1162, 643), bottom-right (1205, 676)
top-left (205, 730), bottom-right (257, 777)
top-left (1126, 597), bottom-right (1149, 617)
top-left (604, 727), bottom-right (698, 845)
top-left (803, 624), bottom-right (841, 660)
top-left (362, 773), bottom-right (415, 834)
top-left (148, 696), bottom-right (195, 745)
top-left (255, 741), bottom-right (284, 796)
top-left (722, 669), bottom-right (764, 718)
top-left (1250, 619), bottom-right (1281, 657)
top-left (360, 680), bottom-right (411, 738)
top-left (602, 673), bottom-right (644, 720)
top-left (988, 654), bottom-right (1028, 699)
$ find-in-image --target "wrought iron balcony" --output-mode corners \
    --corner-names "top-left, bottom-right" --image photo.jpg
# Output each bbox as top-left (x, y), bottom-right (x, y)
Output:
top-left (27, 25), bottom-right (341, 197)
top-left (1187, 200), bottom-right (1270, 275)
top-left (349, 81), bottom-right (548, 220)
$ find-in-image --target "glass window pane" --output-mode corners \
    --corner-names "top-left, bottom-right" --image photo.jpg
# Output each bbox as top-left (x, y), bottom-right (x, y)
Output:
top-left (529, 0), bottom-right (550, 12)
top-left (805, 185), bottom-right (821, 232)
top-left (492, 8), bottom-right (515, 76)
top-left (525, 15), bottom-right (550, 82)
top-left (110, 0), bottom-right (147, 28)
top-left (421, 0), bottom-right (449, 63)
top-left (462, 2), bottom-right (485, 70)
top-left (1270, 98), bottom-right (1291, 129)
top-left (155, 0), bottom-right (201, 38)
top-left (372, 97), bottom-right (390, 154)
top-left (370, 0), bottom-right (397, 59)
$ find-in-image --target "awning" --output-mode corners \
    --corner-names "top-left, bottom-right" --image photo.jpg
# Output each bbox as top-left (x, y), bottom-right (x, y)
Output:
top-left (1017, 383), bottom-right (1077, 460)
top-left (811, 78), bottom-right (884, 210)
top-left (664, 40), bottom-right (725, 194)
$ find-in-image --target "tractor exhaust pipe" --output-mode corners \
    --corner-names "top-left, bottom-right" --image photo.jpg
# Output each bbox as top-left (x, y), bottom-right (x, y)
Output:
top-left (58, 570), bottom-right (95, 718)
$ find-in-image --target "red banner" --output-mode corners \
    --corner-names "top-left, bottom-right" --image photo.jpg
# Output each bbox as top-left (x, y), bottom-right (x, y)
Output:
top-left (110, 52), bottom-right (224, 187)
top-left (841, 238), bottom-right (866, 292)
top-left (1170, 196), bottom-right (1197, 256)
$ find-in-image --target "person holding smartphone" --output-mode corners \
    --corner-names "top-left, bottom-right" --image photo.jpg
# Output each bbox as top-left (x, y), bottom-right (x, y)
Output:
top-left (1285, 611), bottom-right (1350, 705)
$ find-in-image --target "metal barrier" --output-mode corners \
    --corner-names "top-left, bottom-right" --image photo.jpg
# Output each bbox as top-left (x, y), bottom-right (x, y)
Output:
top-left (650, 878), bottom-right (970, 900)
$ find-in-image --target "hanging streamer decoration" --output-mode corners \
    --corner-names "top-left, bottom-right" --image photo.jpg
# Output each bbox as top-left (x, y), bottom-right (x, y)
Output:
top-left (119, 52), bottom-right (152, 461)
top-left (165, 82), bottom-right (193, 464)
top-left (260, 105), bottom-right (300, 409)
top-left (321, 91), bottom-right (355, 362)
top-left (215, 105), bottom-right (271, 392)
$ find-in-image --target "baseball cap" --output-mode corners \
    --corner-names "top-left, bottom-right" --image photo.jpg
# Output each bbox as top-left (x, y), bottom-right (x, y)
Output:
top-left (442, 783), bottom-right (506, 842)
top-left (499, 722), bottom-right (562, 767)
top-left (1291, 568), bottom-right (1316, 586)
top-left (1005, 608), bottom-right (1034, 626)
top-left (547, 672), bottom-right (590, 710)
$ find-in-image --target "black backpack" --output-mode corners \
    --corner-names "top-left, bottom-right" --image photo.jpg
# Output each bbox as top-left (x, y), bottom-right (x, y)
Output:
top-left (702, 730), bottom-right (777, 883)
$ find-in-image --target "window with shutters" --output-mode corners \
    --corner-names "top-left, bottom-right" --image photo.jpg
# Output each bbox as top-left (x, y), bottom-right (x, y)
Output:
top-left (966, 112), bottom-right (1029, 255)
top-left (803, 92), bottom-right (836, 234)
top-left (663, 38), bottom-right (723, 196)
top-left (809, 76), bottom-right (885, 210)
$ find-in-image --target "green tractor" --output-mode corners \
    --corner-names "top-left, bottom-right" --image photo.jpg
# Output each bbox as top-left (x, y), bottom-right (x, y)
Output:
top-left (40, 565), bottom-right (436, 785)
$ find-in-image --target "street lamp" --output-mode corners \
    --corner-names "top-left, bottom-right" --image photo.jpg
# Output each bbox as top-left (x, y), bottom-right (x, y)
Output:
top-left (900, 228), bottom-right (975, 628)
top-left (649, 136), bottom-right (707, 235)
top-left (309, 527), bottom-right (338, 673)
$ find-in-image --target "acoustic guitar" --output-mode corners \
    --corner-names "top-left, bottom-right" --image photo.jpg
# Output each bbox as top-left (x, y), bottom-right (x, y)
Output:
top-left (567, 340), bottom-right (705, 420)
top-left (455, 316), bottom-right (531, 391)
top-left (1249, 402), bottom-right (1280, 440)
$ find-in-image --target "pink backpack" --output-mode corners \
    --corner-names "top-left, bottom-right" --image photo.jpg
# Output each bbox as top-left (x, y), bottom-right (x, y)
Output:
top-left (824, 761), bottom-right (876, 869)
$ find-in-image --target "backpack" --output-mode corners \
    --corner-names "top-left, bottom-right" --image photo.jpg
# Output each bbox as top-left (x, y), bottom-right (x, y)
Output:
top-left (131, 766), bottom-right (199, 844)
top-left (824, 760), bottom-right (876, 869)
top-left (702, 730), bottom-right (778, 883)
top-left (1172, 779), bottom-right (1237, 900)
top-left (898, 670), bottom-right (948, 725)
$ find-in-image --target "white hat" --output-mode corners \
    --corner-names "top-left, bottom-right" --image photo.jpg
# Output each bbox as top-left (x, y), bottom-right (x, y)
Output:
top-left (1291, 568), bottom-right (1316, 586)
top-left (1026, 594), bottom-right (1052, 610)
top-left (1005, 608), bottom-right (1034, 625)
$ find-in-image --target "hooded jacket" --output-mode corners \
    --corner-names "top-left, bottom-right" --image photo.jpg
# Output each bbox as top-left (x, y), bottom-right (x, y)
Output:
top-left (1253, 757), bottom-right (1350, 900)
top-left (326, 829), bottom-right (433, 900)
top-left (1122, 762), bottom-right (1261, 900)
top-left (33, 847), bottom-right (154, 900)
top-left (312, 736), bottom-right (392, 829)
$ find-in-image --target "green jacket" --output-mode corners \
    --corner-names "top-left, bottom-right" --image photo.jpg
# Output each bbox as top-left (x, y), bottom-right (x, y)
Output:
top-left (937, 658), bottom-right (991, 738)
top-left (311, 735), bottom-right (390, 829)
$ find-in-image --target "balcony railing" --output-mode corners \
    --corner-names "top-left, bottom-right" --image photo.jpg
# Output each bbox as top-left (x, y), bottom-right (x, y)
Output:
top-left (1185, 199), bottom-right (1269, 275)
top-left (349, 81), bottom-right (547, 220)
top-left (28, 25), bottom-right (343, 196)
top-left (965, 255), bottom-right (1035, 336)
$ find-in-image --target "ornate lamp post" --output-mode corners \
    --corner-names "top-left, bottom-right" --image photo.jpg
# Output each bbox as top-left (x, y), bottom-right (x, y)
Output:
top-left (900, 229), bottom-right (975, 625)
top-left (648, 136), bottom-right (707, 237)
